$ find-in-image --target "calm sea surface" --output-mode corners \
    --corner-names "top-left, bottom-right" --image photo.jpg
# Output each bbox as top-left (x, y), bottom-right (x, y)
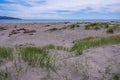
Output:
top-left (0, 19), bottom-right (120, 23)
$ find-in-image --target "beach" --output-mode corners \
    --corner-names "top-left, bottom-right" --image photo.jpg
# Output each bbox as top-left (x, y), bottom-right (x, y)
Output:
top-left (0, 22), bottom-right (120, 80)
top-left (0, 22), bottom-right (120, 47)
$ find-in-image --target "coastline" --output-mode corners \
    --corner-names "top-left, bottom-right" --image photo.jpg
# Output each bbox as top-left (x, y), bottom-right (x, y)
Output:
top-left (0, 19), bottom-right (120, 23)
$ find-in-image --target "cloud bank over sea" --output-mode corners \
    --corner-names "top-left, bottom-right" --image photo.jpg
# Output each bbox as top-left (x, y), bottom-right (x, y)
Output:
top-left (0, 0), bottom-right (120, 19)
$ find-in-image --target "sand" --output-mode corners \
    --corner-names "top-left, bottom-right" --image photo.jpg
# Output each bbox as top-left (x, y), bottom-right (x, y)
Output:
top-left (0, 22), bottom-right (120, 80)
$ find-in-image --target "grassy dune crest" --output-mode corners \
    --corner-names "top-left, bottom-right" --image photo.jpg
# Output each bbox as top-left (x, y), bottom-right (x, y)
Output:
top-left (71, 35), bottom-right (120, 55)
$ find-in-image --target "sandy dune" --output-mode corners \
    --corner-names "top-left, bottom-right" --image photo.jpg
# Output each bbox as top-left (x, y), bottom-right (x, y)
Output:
top-left (0, 22), bottom-right (120, 80)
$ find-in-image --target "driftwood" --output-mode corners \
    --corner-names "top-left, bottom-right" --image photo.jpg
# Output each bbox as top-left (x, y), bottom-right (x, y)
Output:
top-left (0, 27), bottom-right (7, 31)
top-left (8, 28), bottom-right (36, 37)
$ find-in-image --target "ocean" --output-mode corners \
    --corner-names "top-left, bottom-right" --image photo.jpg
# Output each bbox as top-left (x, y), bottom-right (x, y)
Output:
top-left (0, 19), bottom-right (120, 23)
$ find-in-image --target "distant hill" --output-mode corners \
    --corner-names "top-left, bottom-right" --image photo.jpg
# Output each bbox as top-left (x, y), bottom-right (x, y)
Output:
top-left (0, 16), bottom-right (21, 20)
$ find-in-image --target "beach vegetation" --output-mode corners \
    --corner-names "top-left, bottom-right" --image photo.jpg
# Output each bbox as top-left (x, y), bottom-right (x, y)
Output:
top-left (68, 24), bottom-right (80, 29)
top-left (45, 24), bottom-right (80, 31)
top-left (113, 73), bottom-right (120, 80)
top-left (42, 44), bottom-right (69, 51)
top-left (106, 24), bottom-right (119, 33)
top-left (60, 24), bottom-right (80, 30)
top-left (46, 27), bottom-right (58, 32)
top-left (55, 46), bottom-right (69, 51)
top-left (106, 28), bottom-right (114, 33)
top-left (94, 26), bottom-right (100, 30)
top-left (19, 47), bottom-right (57, 71)
top-left (71, 35), bottom-right (120, 56)
top-left (0, 47), bottom-right (13, 60)
top-left (42, 44), bottom-right (55, 50)
top-left (0, 70), bottom-right (9, 79)
top-left (59, 26), bottom-right (67, 30)
top-left (85, 22), bottom-right (110, 30)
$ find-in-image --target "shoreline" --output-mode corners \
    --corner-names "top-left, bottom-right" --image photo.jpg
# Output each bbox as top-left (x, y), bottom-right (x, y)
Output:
top-left (0, 19), bottom-right (120, 23)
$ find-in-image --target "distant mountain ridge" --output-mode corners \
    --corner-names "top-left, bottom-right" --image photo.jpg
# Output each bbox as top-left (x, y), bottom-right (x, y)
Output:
top-left (0, 16), bottom-right (21, 20)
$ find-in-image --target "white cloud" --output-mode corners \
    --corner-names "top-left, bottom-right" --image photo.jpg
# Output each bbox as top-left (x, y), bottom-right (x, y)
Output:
top-left (1, 0), bottom-right (120, 19)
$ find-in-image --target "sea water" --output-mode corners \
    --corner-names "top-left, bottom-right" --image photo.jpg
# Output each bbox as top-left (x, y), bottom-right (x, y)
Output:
top-left (0, 19), bottom-right (120, 23)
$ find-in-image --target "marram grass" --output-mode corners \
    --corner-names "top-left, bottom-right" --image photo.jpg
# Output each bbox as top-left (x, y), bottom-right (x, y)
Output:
top-left (19, 47), bottom-right (57, 71)
top-left (71, 35), bottom-right (120, 56)
top-left (85, 22), bottom-right (110, 30)
top-left (45, 23), bottom-right (80, 31)
top-left (0, 47), bottom-right (13, 60)
top-left (113, 73), bottom-right (120, 80)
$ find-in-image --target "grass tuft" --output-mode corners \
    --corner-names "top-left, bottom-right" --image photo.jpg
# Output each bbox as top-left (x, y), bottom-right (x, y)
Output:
top-left (0, 47), bottom-right (13, 60)
top-left (42, 44), bottom-right (69, 51)
top-left (113, 73), bottom-right (120, 80)
top-left (85, 22), bottom-right (110, 30)
top-left (68, 24), bottom-right (80, 29)
top-left (45, 28), bottom-right (58, 32)
top-left (71, 35), bottom-right (120, 56)
top-left (19, 47), bottom-right (57, 71)
top-left (106, 28), bottom-right (114, 33)
top-left (42, 44), bottom-right (55, 50)
top-left (0, 70), bottom-right (9, 79)
top-left (45, 24), bottom-right (80, 32)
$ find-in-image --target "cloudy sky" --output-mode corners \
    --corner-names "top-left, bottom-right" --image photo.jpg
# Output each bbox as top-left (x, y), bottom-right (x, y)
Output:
top-left (0, 0), bottom-right (120, 19)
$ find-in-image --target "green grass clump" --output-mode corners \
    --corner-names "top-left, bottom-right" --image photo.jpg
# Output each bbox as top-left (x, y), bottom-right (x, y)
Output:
top-left (45, 24), bottom-right (80, 31)
top-left (0, 71), bottom-right (9, 79)
top-left (46, 28), bottom-right (58, 32)
top-left (68, 24), bottom-right (80, 29)
top-left (0, 47), bottom-right (13, 60)
top-left (42, 44), bottom-right (69, 51)
top-left (94, 26), bottom-right (100, 30)
top-left (55, 46), bottom-right (69, 51)
top-left (59, 26), bottom-right (67, 30)
top-left (85, 22), bottom-right (110, 30)
top-left (42, 44), bottom-right (55, 50)
top-left (85, 26), bottom-right (90, 30)
top-left (71, 35), bottom-right (120, 55)
top-left (113, 73), bottom-right (120, 80)
top-left (106, 28), bottom-right (114, 33)
top-left (20, 47), bottom-right (56, 71)
top-left (0, 60), bottom-right (3, 65)
top-left (106, 24), bottom-right (119, 34)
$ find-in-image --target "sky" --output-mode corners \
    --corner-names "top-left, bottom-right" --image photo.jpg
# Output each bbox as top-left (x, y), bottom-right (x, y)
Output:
top-left (0, 0), bottom-right (120, 19)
